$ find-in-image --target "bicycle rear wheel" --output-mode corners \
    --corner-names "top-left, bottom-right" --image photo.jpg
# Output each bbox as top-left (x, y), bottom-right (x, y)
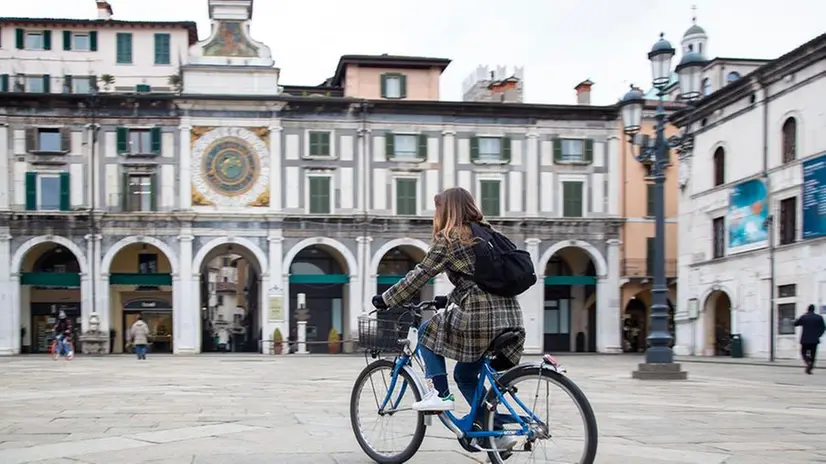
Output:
top-left (349, 359), bottom-right (426, 464)
top-left (482, 366), bottom-right (598, 464)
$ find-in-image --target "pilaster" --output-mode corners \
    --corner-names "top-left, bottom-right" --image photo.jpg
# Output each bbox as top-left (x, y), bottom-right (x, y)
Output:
top-left (607, 136), bottom-right (620, 216)
top-left (265, 233), bottom-right (285, 353)
top-left (0, 123), bottom-right (9, 209)
top-left (0, 234), bottom-right (13, 354)
top-left (353, 236), bottom-right (371, 336)
top-left (268, 125), bottom-right (282, 212)
top-left (597, 239), bottom-right (622, 353)
top-left (179, 125), bottom-right (192, 210)
top-left (356, 128), bottom-right (371, 212)
top-left (521, 238), bottom-right (543, 353)
top-left (176, 234), bottom-right (196, 354)
top-left (442, 129), bottom-right (456, 189)
top-left (87, 234), bottom-right (105, 334)
top-left (525, 134), bottom-right (539, 217)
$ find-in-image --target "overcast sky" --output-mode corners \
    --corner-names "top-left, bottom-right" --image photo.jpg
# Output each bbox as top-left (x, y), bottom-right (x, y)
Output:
top-left (9, 0), bottom-right (823, 105)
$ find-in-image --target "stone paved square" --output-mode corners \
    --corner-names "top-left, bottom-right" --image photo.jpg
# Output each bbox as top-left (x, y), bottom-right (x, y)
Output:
top-left (0, 354), bottom-right (824, 463)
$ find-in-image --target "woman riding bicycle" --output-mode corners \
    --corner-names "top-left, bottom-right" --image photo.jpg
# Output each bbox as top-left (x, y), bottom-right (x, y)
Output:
top-left (372, 187), bottom-right (526, 421)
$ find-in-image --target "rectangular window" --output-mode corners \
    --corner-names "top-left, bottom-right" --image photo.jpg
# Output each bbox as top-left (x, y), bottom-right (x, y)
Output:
top-left (116, 33), bottom-right (133, 64)
top-left (479, 180), bottom-right (501, 217)
top-left (777, 303), bottom-right (796, 335)
top-left (561, 139), bottom-right (584, 162)
top-left (127, 175), bottom-right (153, 211)
top-left (73, 33), bottom-right (90, 51)
top-left (778, 284), bottom-right (797, 298)
top-left (25, 31), bottom-right (44, 50)
top-left (712, 216), bottom-right (725, 259)
top-left (554, 139), bottom-right (594, 164)
top-left (128, 130), bottom-right (152, 154)
top-left (543, 300), bottom-right (570, 334)
top-left (393, 134), bottom-right (418, 158)
top-left (308, 131), bottom-right (331, 157)
top-left (381, 74), bottom-right (406, 99)
top-left (71, 76), bottom-right (92, 94)
top-left (646, 237), bottom-right (655, 276)
top-left (309, 176), bottom-right (331, 214)
top-left (25, 76), bottom-right (44, 93)
top-left (779, 197), bottom-right (797, 245)
top-left (646, 183), bottom-right (655, 217)
top-left (562, 181), bottom-right (584, 218)
top-left (154, 33), bottom-right (171, 65)
top-left (37, 174), bottom-right (62, 211)
top-left (396, 178), bottom-right (417, 215)
top-left (138, 253), bottom-right (158, 274)
top-left (37, 129), bottom-right (62, 152)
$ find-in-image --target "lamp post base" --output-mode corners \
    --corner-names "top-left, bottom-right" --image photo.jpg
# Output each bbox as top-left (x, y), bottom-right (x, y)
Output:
top-left (631, 362), bottom-right (688, 380)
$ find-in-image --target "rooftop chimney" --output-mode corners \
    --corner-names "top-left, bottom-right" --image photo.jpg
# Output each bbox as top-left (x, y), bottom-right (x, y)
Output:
top-left (575, 79), bottom-right (594, 105)
top-left (96, 1), bottom-right (113, 20)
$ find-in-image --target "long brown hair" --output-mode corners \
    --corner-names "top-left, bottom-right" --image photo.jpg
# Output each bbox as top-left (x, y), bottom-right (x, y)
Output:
top-left (432, 187), bottom-right (483, 245)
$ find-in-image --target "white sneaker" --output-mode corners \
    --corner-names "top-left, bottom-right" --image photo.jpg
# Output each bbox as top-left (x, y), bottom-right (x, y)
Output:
top-left (412, 388), bottom-right (455, 411)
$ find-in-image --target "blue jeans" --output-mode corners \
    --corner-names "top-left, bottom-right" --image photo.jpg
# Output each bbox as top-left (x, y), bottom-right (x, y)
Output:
top-left (134, 344), bottom-right (147, 359)
top-left (55, 335), bottom-right (71, 355)
top-left (418, 321), bottom-right (509, 428)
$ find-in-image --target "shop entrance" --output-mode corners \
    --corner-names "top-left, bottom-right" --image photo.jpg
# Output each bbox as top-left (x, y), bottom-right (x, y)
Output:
top-left (542, 247), bottom-right (598, 353)
top-left (704, 290), bottom-right (732, 356)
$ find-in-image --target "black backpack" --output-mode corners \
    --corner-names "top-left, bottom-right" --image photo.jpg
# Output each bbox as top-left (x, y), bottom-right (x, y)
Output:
top-left (466, 223), bottom-right (537, 297)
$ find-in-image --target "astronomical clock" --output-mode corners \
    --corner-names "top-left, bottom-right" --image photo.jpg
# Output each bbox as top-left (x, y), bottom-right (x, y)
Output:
top-left (191, 127), bottom-right (270, 207)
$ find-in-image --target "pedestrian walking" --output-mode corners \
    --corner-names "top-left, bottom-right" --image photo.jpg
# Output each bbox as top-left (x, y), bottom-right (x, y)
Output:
top-left (794, 304), bottom-right (825, 374)
top-left (130, 314), bottom-right (151, 360)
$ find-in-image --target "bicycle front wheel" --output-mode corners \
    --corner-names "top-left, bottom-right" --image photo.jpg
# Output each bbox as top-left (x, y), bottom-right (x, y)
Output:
top-left (482, 365), bottom-right (598, 464)
top-left (349, 359), bottom-right (426, 464)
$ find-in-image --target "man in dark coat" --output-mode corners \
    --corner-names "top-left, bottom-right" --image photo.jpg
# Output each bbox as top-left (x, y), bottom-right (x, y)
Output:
top-left (794, 304), bottom-right (826, 374)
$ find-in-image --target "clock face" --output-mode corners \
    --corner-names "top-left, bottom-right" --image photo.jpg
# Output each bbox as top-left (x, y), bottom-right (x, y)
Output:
top-left (191, 127), bottom-right (270, 207)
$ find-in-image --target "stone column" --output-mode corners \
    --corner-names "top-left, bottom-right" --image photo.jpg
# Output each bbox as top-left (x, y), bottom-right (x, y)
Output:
top-left (80, 273), bottom-right (93, 334)
top-left (297, 320), bottom-right (308, 354)
top-left (525, 134), bottom-right (540, 217)
top-left (597, 239), bottom-right (622, 353)
top-left (606, 136), bottom-right (620, 216)
top-left (179, 125), bottom-right (192, 210)
top-left (268, 125), bottom-right (282, 212)
top-left (0, 233), bottom-right (13, 354)
top-left (265, 233), bottom-right (285, 352)
top-left (176, 234), bottom-right (196, 354)
top-left (89, 234), bottom-right (105, 335)
top-left (0, 123), bottom-right (9, 209)
top-left (8, 274), bottom-right (21, 355)
top-left (520, 238), bottom-right (542, 353)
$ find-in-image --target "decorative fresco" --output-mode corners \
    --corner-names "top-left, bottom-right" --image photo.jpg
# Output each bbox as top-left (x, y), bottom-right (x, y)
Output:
top-left (203, 21), bottom-right (259, 57)
top-left (191, 127), bottom-right (270, 207)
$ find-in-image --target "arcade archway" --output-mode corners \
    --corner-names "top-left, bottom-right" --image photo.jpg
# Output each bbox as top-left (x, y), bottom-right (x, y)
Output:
top-left (16, 241), bottom-right (84, 354)
top-left (288, 244), bottom-right (352, 354)
top-left (197, 243), bottom-right (263, 353)
top-left (541, 247), bottom-right (598, 353)
top-left (704, 290), bottom-right (732, 356)
top-left (622, 289), bottom-right (676, 353)
top-left (105, 240), bottom-right (175, 353)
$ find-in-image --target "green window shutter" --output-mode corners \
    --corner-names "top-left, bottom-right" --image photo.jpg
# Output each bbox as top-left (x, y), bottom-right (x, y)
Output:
top-left (553, 139), bottom-right (563, 163)
top-left (501, 137), bottom-right (511, 162)
top-left (399, 74), bottom-right (407, 98)
top-left (470, 137), bottom-right (479, 162)
top-left (583, 139), bottom-right (594, 163)
top-left (63, 31), bottom-right (72, 51)
top-left (321, 132), bottom-right (331, 156)
top-left (150, 173), bottom-right (158, 211)
top-left (646, 183), bottom-right (655, 217)
top-left (385, 134), bottom-right (395, 158)
top-left (563, 182), bottom-right (583, 218)
top-left (59, 172), bottom-right (70, 211)
top-left (150, 127), bottom-right (162, 154)
top-left (116, 33), bottom-right (132, 63)
top-left (481, 181), bottom-right (501, 217)
top-left (1, 74), bottom-right (9, 92)
top-left (417, 134), bottom-right (427, 159)
top-left (154, 33), bottom-right (170, 64)
top-left (380, 74), bottom-right (387, 98)
top-left (396, 179), bottom-right (417, 215)
top-left (16, 29), bottom-right (25, 49)
top-left (25, 172), bottom-right (37, 210)
top-left (309, 177), bottom-right (331, 214)
top-left (122, 173), bottom-right (130, 211)
top-left (90, 31), bottom-right (98, 51)
top-left (646, 237), bottom-right (655, 276)
top-left (42, 75), bottom-right (51, 93)
top-left (116, 127), bottom-right (128, 154)
top-left (308, 132), bottom-right (318, 156)
top-left (63, 75), bottom-right (73, 94)
top-left (43, 30), bottom-right (52, 50)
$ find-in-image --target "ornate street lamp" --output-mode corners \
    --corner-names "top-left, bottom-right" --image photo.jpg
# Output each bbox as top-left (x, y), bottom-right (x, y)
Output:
top-left (621, 33), bottom-right (706, 380)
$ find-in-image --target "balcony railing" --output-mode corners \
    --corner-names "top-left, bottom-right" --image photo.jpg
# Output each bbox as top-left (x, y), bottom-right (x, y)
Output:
top-left (621, 258), bottom-right (677, 278)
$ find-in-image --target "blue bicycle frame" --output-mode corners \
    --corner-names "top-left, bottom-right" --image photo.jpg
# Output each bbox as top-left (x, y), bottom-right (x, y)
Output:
top-left (376, 344), bottom-right (544, 441)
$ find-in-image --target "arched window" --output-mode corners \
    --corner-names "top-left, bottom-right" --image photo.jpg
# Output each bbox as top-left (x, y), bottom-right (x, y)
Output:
top-left (782, 117), bottom-right (797, 164)
top-left (713, 147), bottom-right (725, 186)
top-left (726, 72), bottom-right (741, 83)
top-left (702, 78), bottom-right (712, 96)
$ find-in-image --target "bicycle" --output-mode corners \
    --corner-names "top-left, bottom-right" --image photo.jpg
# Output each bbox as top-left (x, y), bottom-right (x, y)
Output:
top-left (349, 299), bottom-right (598, 464)
top-left (50, 336), bottom-right (74, 361)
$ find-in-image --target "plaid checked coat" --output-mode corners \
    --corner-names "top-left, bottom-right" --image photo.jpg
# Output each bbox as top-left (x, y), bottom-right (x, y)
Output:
top-left (382, 224), bottom-right (526, 365)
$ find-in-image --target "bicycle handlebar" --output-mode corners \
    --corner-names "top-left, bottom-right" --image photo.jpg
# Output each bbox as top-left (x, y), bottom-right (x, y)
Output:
top-left (368, 296), bottom-right (447, 315)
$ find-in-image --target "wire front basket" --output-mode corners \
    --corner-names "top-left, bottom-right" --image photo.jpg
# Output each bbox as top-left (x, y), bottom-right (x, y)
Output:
top-left (358, 312), bottom-right (414, 352)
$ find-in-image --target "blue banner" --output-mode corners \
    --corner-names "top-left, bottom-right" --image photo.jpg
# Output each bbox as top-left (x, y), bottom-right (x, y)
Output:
top-left (803, 153), bottom-right (826, 240)
top-left (727, 178), bottom-right (768, 254)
